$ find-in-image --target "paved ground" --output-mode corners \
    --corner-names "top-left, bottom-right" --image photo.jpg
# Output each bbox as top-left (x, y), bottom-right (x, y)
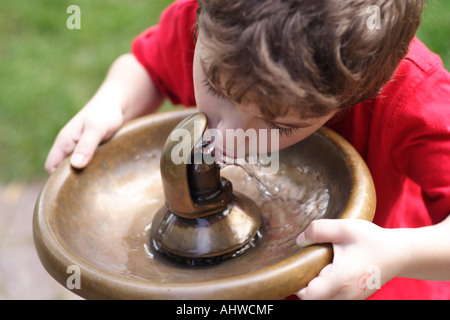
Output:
top-left (0, 180), bottom-right (81, 300)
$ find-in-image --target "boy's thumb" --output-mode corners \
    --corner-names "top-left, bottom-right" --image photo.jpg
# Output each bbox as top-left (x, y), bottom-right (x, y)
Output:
top-left (296, 219), bottom-right (347, 247)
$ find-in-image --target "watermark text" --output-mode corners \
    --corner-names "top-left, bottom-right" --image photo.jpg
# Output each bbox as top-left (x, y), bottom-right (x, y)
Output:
top-left (66, 5), bottom-right (81, 30)
top-left (66, 265), bottom-right (81, 289)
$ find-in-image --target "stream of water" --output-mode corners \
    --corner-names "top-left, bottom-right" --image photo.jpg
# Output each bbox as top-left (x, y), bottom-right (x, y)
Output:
top-left (200, 140), bottom-right (330, 238)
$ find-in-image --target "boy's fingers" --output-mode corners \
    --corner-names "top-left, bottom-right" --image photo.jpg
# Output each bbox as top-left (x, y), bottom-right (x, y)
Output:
top-left (296, 264), bottom-right (341, 300)
top-left (45, 131), bottom-right (79, 174)
top-left (45, 146), bottom-right (71, 174)
top-left (70, 126), bottom-right (105, 169)
top-left (296, 219), bottom-right (348, 247)
top-left (45, 114), bottom-right (86, 174)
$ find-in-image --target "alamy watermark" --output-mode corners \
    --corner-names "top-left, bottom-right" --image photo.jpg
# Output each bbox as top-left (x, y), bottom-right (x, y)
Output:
top-left (66, 265), bottom-right (81, 290)
top-left (66, 4), bottom-right (380, 31)
top-left (66, 5), bottom-right (81, 30)
top-left (366, 5), bottom-right (381, 30)
top-left (356, 265), bottom-right (381, 298)
top-left (170, 121), bottom-right (280, 175)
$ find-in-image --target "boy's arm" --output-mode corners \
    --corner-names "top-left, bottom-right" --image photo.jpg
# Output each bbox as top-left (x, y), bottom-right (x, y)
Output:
top-left (45, 53), bottom-right (164, 173)
top-left (398, 214), bottom-right (450, 281)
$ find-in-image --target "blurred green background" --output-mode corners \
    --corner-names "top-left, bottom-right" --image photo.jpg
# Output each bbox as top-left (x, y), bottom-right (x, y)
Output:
top-left (0, 0), bottom-right (449, 183)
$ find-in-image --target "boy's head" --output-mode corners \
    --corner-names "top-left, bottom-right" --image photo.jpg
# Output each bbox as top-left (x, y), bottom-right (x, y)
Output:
top-left (193, 0), bottom-right (424, 155)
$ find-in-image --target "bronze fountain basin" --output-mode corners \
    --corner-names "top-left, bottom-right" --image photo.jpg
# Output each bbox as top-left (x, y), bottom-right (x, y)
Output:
top-left (33, 108), bottom-right (376, 299)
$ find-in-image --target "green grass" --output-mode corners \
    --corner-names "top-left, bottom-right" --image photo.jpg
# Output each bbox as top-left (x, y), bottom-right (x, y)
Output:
top-left (0, 0), bottom-right (174, 182)
top-left (416, 0), bottom-right (450, 70)
top-left (0, 0), bottom-right (449, 183)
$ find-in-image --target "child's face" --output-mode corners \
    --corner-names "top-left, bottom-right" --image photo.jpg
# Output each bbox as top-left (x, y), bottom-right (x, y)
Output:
top-left (193, 35), bottom-right (336, 158)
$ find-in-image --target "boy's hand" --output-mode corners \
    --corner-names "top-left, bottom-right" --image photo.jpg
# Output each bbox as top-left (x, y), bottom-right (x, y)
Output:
top-left (295, 219), bottom-right (405, 300)
top-left (45, 96), bottom-right (124, 173)
top-left (44, 53), bottom-right (164, 174)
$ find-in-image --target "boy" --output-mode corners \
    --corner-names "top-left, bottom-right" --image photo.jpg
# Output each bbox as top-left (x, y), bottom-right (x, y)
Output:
top-left (45, 0), bottom-right (450, 299)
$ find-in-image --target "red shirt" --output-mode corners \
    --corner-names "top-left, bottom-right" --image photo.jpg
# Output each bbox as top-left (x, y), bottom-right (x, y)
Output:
top-left (132, 0), bottom-right (450, 299)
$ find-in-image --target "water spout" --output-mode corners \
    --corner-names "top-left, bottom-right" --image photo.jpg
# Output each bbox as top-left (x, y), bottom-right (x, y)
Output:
top-left (150, 113), bottom-right (262, 265)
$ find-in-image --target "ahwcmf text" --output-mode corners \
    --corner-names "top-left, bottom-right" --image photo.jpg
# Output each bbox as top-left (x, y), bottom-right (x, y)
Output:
top-left (176, 303), bottom-right (275, 317)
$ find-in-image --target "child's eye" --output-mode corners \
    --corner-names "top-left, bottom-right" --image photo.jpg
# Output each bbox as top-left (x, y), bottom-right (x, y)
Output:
top-left (269, 123), bottom-right (297, 137)
top-left (202, 79), bottom-right (226, 100)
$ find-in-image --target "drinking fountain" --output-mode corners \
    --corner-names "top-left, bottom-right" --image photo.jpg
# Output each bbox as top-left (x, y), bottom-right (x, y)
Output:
top-left (151, 112), bottom-right (262, 265)
top-left (33, 108), bottom-right (375, 299)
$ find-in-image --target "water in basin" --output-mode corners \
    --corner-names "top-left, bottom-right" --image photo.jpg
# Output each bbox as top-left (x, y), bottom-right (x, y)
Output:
top-left (118, 158), bottom-right (330, 281)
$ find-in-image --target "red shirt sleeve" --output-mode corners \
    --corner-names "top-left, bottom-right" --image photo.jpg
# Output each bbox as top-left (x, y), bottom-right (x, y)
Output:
top-left (390, 51), bottom-right (450, 224)
top-left (132, 0), bottom-right (198, 106)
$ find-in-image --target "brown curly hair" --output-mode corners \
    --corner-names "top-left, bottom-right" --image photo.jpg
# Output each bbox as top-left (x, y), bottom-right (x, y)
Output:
top-left (196, 0), bottom-right (424, 119)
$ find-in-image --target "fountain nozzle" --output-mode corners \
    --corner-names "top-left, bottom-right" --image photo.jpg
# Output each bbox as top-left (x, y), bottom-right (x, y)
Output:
top-left (150, 113), bottom-right (262, 265)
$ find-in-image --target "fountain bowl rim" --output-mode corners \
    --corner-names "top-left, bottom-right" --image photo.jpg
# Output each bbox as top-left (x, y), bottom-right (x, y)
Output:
top-left (33, 108), bottom-right (376, 300)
